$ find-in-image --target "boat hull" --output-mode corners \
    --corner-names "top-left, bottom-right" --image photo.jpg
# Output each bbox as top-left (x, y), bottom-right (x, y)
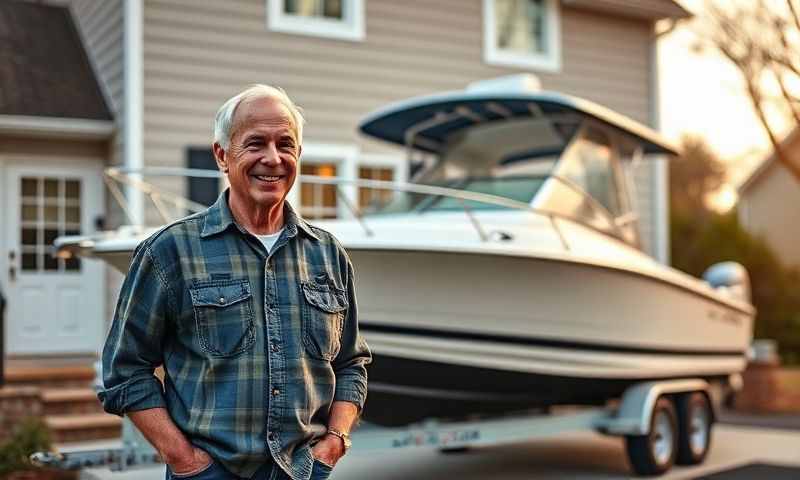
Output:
top-left (362, 353), bottom-right (730, 426)
top-left (348, 247), bottom-right (752, 425)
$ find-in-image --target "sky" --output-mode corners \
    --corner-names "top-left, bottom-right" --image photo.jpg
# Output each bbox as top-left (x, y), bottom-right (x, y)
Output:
top-left (657, 0), bottom-right (792, 208)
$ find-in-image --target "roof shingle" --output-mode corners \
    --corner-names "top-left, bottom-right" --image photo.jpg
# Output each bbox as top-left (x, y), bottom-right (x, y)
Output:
top-left (0, 1), bottom-right (112, 120)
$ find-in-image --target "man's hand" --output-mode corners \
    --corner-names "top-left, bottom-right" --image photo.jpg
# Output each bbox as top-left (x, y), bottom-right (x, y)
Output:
top-left (311, 434), bottom-right (345, 467)
top-left (167, 446), bottom-right (213, 476)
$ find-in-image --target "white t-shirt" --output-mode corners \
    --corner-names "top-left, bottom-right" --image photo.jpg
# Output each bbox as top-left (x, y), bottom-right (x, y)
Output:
top-left (255, 228), bottom-right (284, 254)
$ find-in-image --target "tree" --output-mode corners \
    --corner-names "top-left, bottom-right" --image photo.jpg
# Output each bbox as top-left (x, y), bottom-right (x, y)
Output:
top-left (668, 135), bottom-right (726, 214)
top-left (695, 0), bottom-right (800, 183)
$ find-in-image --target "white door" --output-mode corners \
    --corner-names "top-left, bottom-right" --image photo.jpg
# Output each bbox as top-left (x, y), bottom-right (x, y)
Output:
top-left (4, 164), bottom-right (104, 355)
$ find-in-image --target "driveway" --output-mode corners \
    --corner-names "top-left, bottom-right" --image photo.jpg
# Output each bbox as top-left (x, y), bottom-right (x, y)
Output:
top-left (80, 423), bottom-right (800, 479)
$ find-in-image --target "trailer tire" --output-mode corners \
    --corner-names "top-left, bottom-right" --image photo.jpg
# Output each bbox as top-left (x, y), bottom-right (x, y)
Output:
top-left (675, 392), bottom-right (712, 465)
top-left (625, 396), bottom-right (678, 476)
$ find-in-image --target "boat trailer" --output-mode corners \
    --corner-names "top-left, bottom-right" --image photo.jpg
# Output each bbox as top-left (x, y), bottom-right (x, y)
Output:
top-left (32, 377), bottom-right (725, 477)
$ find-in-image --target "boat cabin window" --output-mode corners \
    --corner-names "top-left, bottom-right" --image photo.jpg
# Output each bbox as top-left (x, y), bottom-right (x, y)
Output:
top-left (365, 117), bottom-right (573, 214)
top-left (556, 126), bottom-right (624, 218)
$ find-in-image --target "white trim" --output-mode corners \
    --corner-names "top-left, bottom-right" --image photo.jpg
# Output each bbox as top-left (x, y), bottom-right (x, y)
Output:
top-left (124, 0), bottom-right (144, 226)
top-left (0, 115), bottom-right (113, 140)
top-left (650, 24), bottom-right (669, 265)
top-left (483, 0), bottom-right (562, 73)
top-left (0, 156), bottom-right (6, 298)
top-left (297, 142), bottom-right (359, 218)
top-left (267, 0), bottom-right (365, 42)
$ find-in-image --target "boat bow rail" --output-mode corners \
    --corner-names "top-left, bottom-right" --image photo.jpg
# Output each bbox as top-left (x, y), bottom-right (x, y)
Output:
top-left (95, 167), bottom-right (576, 250)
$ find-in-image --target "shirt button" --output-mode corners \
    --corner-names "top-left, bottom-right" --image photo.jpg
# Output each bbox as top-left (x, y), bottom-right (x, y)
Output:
top-left (218, 297), bottom-right (225, 304)
top-left (272, 388), bottom-right (280, 396)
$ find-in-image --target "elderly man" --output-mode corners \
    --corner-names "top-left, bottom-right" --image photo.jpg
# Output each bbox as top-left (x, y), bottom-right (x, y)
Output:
top-left (98, 84), bottom-right (371, 480)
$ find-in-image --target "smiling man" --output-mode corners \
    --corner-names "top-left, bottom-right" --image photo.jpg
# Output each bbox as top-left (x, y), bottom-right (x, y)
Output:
top-left (98, 85), bottom-right (371, 480)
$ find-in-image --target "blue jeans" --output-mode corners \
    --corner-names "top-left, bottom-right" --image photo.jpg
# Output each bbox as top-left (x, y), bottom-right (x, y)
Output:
top-left (165, 459), bottom-right (333, 480)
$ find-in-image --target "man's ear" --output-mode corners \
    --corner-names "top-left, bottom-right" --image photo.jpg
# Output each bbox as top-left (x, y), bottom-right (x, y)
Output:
top-left (212, 142), bottom-right (228, 173)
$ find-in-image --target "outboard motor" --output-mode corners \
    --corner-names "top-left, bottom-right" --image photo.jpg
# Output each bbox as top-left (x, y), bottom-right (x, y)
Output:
top-left (703, 262), bottom-right (751, 303)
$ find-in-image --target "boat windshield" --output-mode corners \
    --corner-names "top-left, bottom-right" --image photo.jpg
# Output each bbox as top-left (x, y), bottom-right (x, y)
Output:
top-left (364, 117), bottom-right (576, 214)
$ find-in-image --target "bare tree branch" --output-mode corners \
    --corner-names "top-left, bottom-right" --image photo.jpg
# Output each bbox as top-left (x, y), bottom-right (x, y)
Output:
top-left (699, 0), bottom-right (800, 183)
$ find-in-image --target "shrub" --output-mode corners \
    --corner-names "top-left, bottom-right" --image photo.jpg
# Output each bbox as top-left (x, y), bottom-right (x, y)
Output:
top-left (0, 417), bottom-right (51, 476)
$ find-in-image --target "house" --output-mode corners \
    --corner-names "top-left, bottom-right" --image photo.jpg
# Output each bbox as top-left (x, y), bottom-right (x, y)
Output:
top-left (738, 127), bottom-right (800, 267)
top-left (2, 0), bottom-right (689, 361)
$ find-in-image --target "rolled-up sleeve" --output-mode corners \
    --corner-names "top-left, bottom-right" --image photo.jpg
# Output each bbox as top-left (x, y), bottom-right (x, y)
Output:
top-left (332, 260), bottom-right (371, 410)
top-left (98, 244), bottom-right (172, 416)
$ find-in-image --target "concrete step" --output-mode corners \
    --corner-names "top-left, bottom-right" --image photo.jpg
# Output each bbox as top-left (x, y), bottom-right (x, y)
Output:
top-left (5, 365), bottom-right (95, 388)
top-left (41, 387), bottom-right (104, 415)
top-left (45, 413), bottom-right (122, 444)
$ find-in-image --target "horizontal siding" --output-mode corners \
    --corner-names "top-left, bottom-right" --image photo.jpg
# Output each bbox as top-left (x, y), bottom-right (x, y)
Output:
top-left (142, 0), bottom-right (658, 252)
top-left (739, 165), bottom-right (800, 267)
top-left (67, 0), bottom-right (126, 235)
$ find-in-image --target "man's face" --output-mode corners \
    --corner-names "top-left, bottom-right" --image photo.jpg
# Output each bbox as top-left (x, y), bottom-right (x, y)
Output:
top-left (216, 96), bottom-right (300, 209)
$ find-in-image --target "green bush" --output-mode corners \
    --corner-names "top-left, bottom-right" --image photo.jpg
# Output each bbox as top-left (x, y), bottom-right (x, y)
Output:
top-left (0, 417), bottom-right (52, 475)
top-left (671, 209), bottom-right (800, 364)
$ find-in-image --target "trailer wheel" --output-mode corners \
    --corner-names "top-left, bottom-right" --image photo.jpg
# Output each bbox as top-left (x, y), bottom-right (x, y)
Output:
top-left (625, 396), bottom-right (678, 476)
top-left (676, 392), bottom-right (712, 465)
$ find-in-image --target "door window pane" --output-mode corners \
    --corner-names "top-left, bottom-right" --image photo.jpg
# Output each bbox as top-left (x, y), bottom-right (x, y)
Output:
top-left (44, 178), bottom-right (59, 198)
top-left (65, 180), bottom-right (80, 200)
top-left (22, 205), bottom-right (38, 222)
top-left (66, 206), bottom-right (81, 223)
top-left (17, 176), bottom-right (83, 273)
top-left (21, 252), bottom-right (37, 271)
top-left (22, 178), bottom-right (38, 197)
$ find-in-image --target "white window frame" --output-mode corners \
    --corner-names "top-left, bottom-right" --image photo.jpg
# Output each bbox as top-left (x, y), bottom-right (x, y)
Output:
top-left (267, 0), bottom-right (365, 42)
top-left (483, 0), bottom-right (561, 72)
top-left (290, 144), bottom-right (406, 219)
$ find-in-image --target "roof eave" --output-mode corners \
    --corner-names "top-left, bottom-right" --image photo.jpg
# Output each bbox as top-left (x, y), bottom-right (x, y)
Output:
top-left (0, 115), bottom-right (114, 140)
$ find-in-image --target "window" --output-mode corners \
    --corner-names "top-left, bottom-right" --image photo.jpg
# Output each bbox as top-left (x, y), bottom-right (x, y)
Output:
top-left (268, 0), bottom-right (365, 41)
top-left (300, 163), bottom-right (338, 219)
top-left (483, 0), bottom-right (561, 72)
top-left (19, 177), bottom-right (81, 272)
top-left (358, 166), bottom-right (394, 212)
top-left (186, 148), bottom-right (221, 209)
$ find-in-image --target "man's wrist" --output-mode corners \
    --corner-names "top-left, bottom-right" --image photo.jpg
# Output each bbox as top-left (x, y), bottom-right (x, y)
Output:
top-left (326, 428), bottom-right (352, 452)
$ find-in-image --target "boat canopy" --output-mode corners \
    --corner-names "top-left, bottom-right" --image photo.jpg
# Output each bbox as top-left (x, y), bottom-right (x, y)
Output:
top-left (359, 78), bottom-right (678, 157)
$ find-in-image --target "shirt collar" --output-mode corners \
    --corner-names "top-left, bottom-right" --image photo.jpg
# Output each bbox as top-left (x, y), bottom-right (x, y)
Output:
top-left (200, 189), bottom-right (319, 241)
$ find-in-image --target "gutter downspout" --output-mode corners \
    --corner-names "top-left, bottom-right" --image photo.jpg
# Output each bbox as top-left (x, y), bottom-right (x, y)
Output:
top-left (651, 21), bottom-right (670, 265)
top-left (124, 0), bottom-right (144, 226)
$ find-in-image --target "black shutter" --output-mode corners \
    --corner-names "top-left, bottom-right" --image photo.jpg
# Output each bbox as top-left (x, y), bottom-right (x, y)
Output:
top-left (186, 147), bottom-right (220, 208)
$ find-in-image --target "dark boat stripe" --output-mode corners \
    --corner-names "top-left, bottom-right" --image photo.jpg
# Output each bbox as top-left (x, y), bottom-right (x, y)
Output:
top-left (360, 322), bottom-right (747, 357)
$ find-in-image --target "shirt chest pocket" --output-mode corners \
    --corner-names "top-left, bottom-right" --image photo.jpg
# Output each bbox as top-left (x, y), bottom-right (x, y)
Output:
top-left (301, 281), bottom-right (348, 361)
top-left (189, 280), bottom-right (256, 358)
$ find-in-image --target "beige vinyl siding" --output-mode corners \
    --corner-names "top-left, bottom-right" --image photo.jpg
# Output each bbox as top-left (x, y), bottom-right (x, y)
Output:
top-left (66, 0), bottom-right (124, 178)
top-left (739, 165), bottom-right (800, 267)
top-left (141, 0), bottom-right (658, 252)
top-left (63, 0), bottom-right (128, 321)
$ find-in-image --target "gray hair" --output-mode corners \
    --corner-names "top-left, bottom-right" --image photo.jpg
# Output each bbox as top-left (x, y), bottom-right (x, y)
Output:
top-left (213, 84), bottom-right (305, 149)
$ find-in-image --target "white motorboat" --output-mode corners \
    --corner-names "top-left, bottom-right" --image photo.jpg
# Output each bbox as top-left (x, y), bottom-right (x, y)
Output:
top-left (57, 76), bottom-right (754, 427)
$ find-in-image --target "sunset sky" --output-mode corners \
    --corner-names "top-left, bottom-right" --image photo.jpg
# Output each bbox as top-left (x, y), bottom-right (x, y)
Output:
top-left (658, 0), bottom-right (792, 206)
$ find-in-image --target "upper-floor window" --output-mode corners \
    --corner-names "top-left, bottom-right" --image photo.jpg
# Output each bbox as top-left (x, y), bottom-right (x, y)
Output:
top-left (483, 0), bottom-right (561, 72)
top-left (268, 0), bottom-right (365, 41)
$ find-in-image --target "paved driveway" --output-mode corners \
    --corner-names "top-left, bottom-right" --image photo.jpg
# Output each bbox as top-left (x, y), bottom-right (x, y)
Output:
top-left (81, 424), bottom-right (800, 479)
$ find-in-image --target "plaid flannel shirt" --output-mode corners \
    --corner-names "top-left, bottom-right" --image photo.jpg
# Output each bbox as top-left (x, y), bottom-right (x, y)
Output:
top-left (98, 191), bottom-right (371, 479)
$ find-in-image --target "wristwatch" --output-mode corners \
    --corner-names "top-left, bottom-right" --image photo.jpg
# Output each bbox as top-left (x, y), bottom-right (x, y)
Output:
top-left (326, 428), bottom-right (352, 453)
